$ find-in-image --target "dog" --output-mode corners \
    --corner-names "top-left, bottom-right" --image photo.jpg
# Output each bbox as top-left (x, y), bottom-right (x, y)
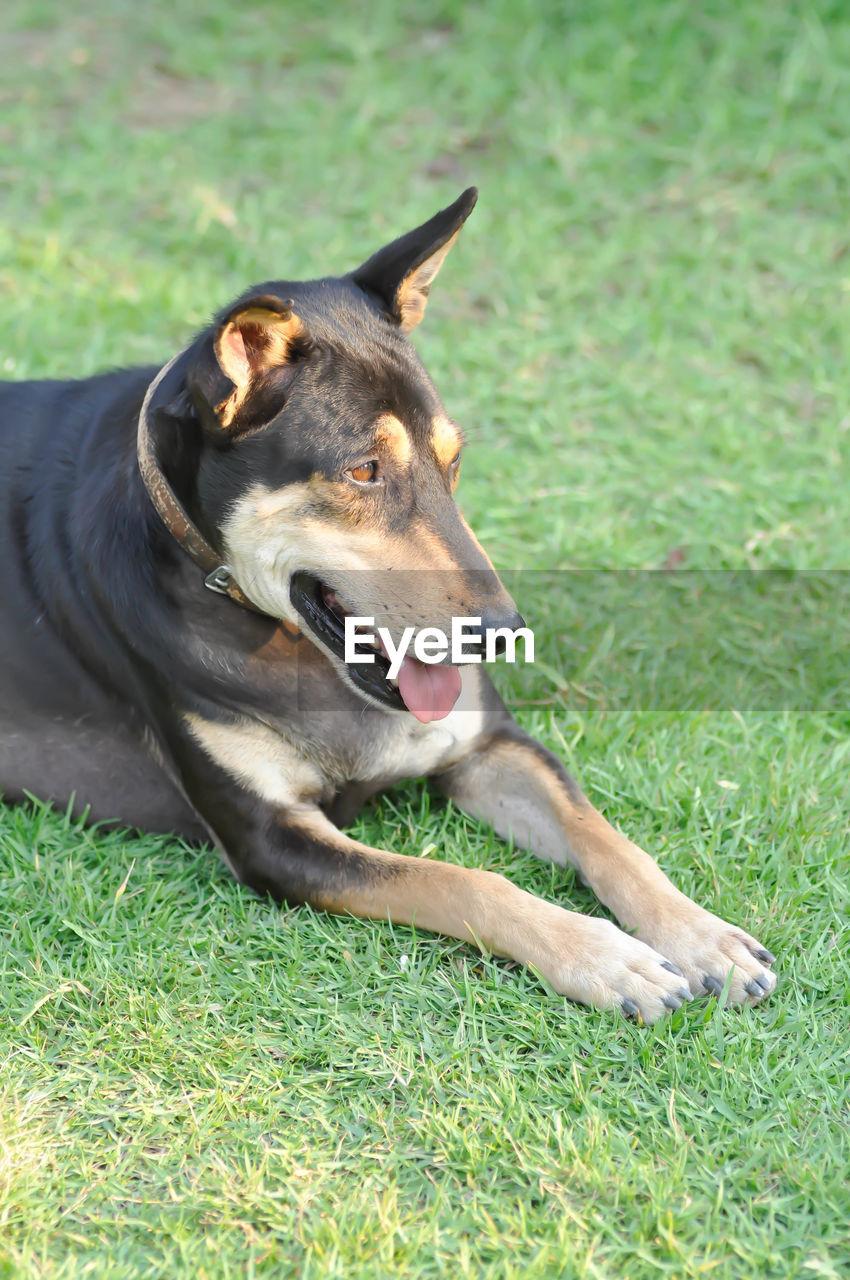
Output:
top-left (0, 188), bottom-right (776, 1022)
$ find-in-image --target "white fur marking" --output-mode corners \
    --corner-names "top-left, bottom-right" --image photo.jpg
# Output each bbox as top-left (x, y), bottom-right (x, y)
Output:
top-left (184, 713), bottom-right (325, 807)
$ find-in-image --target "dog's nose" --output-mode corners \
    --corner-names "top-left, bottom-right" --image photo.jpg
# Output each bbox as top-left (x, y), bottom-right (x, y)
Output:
top-left (481, 608), bottom-right (526, 656)
top-left (462, 609), bottom-right (527, 657)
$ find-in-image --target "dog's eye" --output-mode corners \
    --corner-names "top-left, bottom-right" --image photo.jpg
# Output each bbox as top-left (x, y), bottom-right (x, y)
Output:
top-left (347, 461), bottom-right (380, 484)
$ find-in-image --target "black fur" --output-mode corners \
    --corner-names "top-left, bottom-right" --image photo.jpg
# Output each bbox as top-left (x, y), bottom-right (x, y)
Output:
top-left (0, 194), bottom-right (778, 1022)
top-left (0, 190), bottom-right (516, 872)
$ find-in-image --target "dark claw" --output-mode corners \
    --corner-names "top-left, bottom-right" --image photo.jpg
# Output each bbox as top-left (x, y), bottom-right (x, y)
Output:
top-left (621, 998), bottom-right (641, 1018)
top-left (754, 947), bottom-right (775, 965)
top-left (703, 974), bottom-right (723, 996)
top-left (661, 960), bottom-right (684, 977)
top-left (662, 993), bottom-right (683, 1010)
top-left (678, 986), bottom-right (692, 1003)
top-left (745, 975), bottom-right (770, 996)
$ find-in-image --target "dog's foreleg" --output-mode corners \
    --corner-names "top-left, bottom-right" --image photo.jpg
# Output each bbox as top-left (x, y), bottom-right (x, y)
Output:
top-left (434, 727), bottom-right (776, 1006)
top-left (165, 715), bottom-right (691, 1022)
top-left (230, 805), bottom-right (697, 1023)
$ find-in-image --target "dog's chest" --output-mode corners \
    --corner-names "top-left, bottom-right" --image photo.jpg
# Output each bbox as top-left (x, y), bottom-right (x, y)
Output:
top-left (184, 670), bottom-right (487, 814)
top-left (309, 664), bottom-right (488, 784)
top-left (347, 697), bottom-right (486, 781)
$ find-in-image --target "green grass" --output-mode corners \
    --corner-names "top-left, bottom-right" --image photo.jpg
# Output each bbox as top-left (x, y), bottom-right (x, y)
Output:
top-left (1, 1), bottom-right (849, 1275)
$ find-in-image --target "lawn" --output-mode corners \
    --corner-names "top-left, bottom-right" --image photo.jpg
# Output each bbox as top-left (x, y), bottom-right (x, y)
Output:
top-left (1, 1), bottom-right (849, 1276)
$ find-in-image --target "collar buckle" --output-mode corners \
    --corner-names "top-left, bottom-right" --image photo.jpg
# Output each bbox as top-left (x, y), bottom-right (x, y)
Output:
top-left (204, 565), bottom-right (234, 596)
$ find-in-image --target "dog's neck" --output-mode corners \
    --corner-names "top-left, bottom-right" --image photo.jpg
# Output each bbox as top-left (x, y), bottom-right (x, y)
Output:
top-left (136, 354), bottom-right (271, 617)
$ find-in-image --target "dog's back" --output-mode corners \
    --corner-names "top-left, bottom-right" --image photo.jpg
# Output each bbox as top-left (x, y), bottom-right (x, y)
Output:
top-left (0, 370), bottom-right (205, 834)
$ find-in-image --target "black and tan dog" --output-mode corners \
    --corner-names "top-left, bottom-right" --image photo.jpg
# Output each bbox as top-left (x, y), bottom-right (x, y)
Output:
top-left (0, 189), bottom-right (776, 1022)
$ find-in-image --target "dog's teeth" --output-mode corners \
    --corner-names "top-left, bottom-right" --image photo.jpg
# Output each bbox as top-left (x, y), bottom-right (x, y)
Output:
top-left (322, 587), bottom-right (351, 619)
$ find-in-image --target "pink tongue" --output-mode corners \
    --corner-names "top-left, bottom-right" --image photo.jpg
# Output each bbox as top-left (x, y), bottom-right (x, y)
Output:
top-left (396, 656), bottom-right (462, 723)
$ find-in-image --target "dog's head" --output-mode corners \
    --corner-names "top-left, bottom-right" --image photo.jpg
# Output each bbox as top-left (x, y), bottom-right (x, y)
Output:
top-left (146, 189), bottom-right (522, 721)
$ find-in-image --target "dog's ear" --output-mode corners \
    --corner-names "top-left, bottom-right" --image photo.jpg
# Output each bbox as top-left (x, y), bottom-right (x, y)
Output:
top-left (213, 294), bottom-right (306, 430)
top-left (350, 187), bottom-right (477, 332)
top-left (185, 293), bottom-right (307, 438)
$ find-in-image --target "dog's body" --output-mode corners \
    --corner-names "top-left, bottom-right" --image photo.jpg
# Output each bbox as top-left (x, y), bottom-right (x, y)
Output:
top-left (0, 190), bottom-right (776, 1020)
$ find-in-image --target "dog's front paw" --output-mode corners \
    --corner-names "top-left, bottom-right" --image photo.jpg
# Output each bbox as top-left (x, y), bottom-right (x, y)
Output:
top-left (638, 899), bottom-right (777, 1008)
top-left (539, 914), bottom-right (693, 1025)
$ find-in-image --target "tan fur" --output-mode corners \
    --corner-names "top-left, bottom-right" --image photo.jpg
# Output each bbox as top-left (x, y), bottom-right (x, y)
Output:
top-left (430, 415), bottom-right (462, 468)
top-left (219, 478), bottom-right (506, 712)
top-left (290, 807), bottom-right (692, 1018)
top-left (456, 511), bottom-right (496, 564)
top-left (396, 228), bottom-right (463, 331)
top-left (443, 736), bottom-right (690, 912)
top-left (374, 413), bottom-right (412, 466)
top-left (184, 712), bottom-right (325, 807)
top-left (220, 481), bottom-right (381, 622)
top-left (221, 482), bottom-right (486, 628)
top-left (439, 736), bottom-right (777, 1008)
top-left (215, 304), bottom-right (304, 428)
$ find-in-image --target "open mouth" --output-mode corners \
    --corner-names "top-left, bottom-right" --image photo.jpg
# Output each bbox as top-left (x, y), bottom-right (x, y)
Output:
top-left (289, 571), bottom-right (462, 722)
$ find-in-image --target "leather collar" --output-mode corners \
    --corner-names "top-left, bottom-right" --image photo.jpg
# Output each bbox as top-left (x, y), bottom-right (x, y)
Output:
top-left (136, 353), bottom-right (270, 616)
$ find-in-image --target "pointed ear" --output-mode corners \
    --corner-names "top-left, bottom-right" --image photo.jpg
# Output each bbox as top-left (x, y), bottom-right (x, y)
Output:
top-left (350, 187), bottom-right (478, 332)
top-left (213, 294), bottom-right (306, 429)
